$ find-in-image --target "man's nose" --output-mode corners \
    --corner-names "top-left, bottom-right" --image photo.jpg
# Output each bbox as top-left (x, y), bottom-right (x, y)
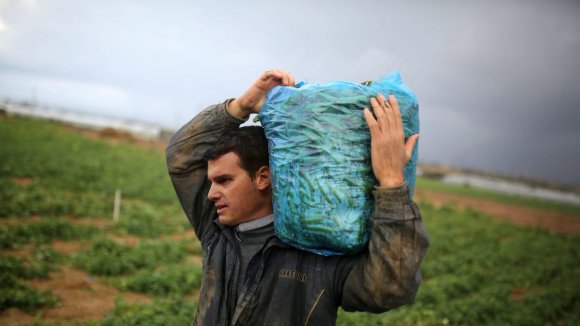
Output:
top-left (207, 183), bottom-right (218, 201)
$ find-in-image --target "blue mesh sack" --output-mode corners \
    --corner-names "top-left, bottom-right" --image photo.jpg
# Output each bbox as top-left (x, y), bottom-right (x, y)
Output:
top-left (258, 71), bottom-right (419, 256)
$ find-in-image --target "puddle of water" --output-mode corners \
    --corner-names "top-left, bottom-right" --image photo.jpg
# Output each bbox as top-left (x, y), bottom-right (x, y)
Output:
top-left (441, 174), bottom-right (580, 205)
top-left (4, 102), bottom-right (163, 139)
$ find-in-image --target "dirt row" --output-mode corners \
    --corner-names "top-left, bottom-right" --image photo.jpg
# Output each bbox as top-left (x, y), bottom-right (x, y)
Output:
top-left (0, 224), bottom-right (198, 325)
top-left (3, 190), bottom-right (579, 325)
top-left (1, 266), bottom-right (151, 325)
top-left (414, 189), bottom-right (580, 236)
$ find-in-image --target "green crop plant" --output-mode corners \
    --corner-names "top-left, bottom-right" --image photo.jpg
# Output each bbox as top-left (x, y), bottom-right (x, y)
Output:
top-left (0, 117), bottom-right (176, 207)
top-left (113, 199), bottom-right (186, 238)
top-left (0, 255), bottom-right (61, 312)
top-left (3, 116), bottom-right (579, 325)
top-left (88, 297), bottom-right (196, 326)
top-left (336, 203), bottom-right (580, 325)
top-left (0, 179), bottom-right (113, 218)
top-left (1, 255), bottom-right (51, 279)
top-left (0, 218), bottom-right (98, 249)
top-left (73, 238), bottom-right (187, 276)
top-left (0, 274), bottom-right (61, 313)
top-left (119, 263), bottom-right (203, 297)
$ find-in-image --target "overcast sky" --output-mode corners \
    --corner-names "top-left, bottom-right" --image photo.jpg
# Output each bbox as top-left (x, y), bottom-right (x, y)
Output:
top-left (1, 0), bottom-right (579, 186)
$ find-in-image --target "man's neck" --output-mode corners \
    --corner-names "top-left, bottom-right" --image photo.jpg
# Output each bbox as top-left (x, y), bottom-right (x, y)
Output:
top-left (236, 214), bottom-right (274, 232)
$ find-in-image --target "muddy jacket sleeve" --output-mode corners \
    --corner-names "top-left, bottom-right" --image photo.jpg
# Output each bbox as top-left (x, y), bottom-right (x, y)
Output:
top-left (165, 100), bottom-right (245, 241)
top-left (339, 184), bottom-right (430, 313)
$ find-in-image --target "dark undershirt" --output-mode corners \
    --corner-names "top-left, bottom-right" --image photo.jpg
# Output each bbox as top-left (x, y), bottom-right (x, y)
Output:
top-left (234, 214), bottom-right (275, 296)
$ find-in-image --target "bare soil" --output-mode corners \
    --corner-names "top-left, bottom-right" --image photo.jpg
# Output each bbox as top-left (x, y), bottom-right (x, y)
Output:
top-left (3, 191), bottom-right (578, 325)
top-left (0, 266), bottom-right (150, 326)
top-left (10, 177), bottom-right (34, 187)
top-left (414, 188), bottom-right (580, 236)
top-left (67, 125), bottom-right (169, 152)
top-left (0, 217), bottom-right (156, 326)
top-left (4, 126), bottom-right (579, 325)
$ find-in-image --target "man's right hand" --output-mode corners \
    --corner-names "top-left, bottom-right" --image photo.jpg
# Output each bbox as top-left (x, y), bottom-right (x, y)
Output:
top-left (227, 69), bottom-right (295, 119)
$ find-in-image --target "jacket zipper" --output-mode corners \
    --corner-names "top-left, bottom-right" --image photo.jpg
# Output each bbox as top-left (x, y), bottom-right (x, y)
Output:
top-left (304, 288), bottom-right (325, 326)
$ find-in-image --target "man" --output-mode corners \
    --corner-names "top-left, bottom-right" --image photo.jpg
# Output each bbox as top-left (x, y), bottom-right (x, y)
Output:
top-left (166, 69), bottom-right (429, 325)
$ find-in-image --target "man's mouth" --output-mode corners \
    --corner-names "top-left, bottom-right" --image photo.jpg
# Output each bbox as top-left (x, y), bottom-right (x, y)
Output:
top-left (215, 204), bottom-right (227, 215)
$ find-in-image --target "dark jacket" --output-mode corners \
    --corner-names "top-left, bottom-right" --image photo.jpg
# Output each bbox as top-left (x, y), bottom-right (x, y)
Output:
top-left (166, 100), bottom-right (430, 326)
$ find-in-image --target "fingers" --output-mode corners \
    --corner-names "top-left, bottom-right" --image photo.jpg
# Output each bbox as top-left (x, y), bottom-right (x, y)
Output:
top-left (379, 94), bottom-right (401, 120)
top-left (387, 95), bottom-right (403, 130)
top-left (263, 69), bottom-right (295, 87)
top-left (363, 108), bottom-right (379, 137)
top-left (404, 134), bottom-right (419, 162)
top-left (369, 93), bottom-right (399, 131)
top-left (366, 94), bottom-right (408, 154)
top-left (369, 98), bottom-right (385, 131)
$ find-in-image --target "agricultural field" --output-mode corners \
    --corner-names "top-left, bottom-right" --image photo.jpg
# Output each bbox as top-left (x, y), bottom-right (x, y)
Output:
top-left (1, 115), bottom-right (579, 325)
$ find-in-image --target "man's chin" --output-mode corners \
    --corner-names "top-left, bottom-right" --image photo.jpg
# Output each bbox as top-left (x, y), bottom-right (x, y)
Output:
top-left (218, 215), bottom-right (235, 226)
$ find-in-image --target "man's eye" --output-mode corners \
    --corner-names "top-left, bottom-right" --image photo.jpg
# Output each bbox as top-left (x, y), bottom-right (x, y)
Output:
top-left (216, 178), bottom-right (231, 185)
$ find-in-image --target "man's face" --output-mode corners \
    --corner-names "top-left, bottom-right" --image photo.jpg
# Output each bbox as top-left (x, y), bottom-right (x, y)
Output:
top-left (207, 152), bottom-right (272, 225)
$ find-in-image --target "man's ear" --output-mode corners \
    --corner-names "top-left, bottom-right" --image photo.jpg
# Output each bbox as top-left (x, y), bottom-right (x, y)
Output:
top-left (255, 166), bottom-right (271, 191)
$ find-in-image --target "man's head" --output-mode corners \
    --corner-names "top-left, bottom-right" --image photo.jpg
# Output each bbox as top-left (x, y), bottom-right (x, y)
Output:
top-left (204, 126), bottom-right (273, 225)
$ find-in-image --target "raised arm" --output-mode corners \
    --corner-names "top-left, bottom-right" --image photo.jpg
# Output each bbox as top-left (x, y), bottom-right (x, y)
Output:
top-left (339, 94), bottom-right (429, 312)
top-left (166, 101), bottom-right (245, 241)
top-left (166, 69), bottom-right (295, 241)
top-left (228, 69), bottom-right (295, 119)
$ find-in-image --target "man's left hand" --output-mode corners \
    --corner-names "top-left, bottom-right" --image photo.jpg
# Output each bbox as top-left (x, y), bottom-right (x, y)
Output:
top-left (363, 94), bottom-right (419, 188)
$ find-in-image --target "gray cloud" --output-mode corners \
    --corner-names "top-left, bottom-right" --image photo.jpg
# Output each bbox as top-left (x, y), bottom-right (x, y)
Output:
top-left (1, 0), bottom-right (579, 185)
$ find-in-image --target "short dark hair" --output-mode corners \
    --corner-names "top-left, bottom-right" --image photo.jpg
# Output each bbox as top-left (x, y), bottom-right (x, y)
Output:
top-left (204, 126), bottom-right (269, 179)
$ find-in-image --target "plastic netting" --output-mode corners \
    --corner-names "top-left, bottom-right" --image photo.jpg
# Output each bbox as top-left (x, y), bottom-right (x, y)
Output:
top-left (259, 71), bottom-right (419, 255)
